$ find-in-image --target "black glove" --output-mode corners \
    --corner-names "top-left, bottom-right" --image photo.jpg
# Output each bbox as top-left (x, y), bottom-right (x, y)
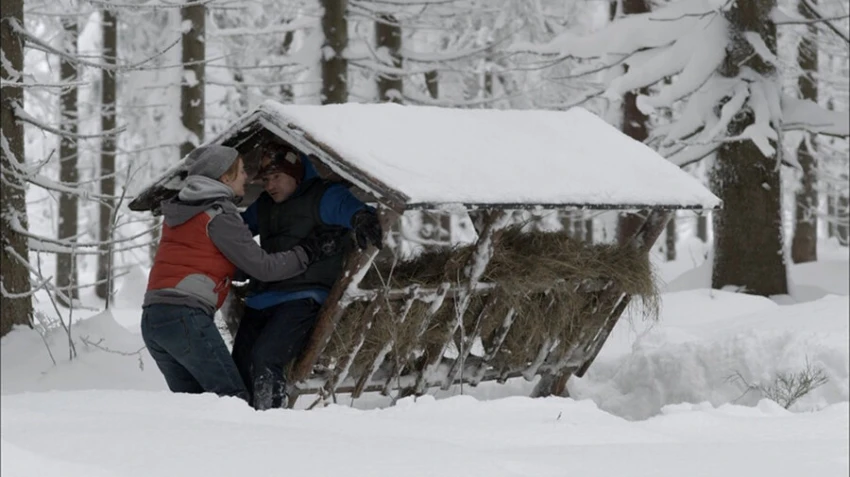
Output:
top-left (351, 209), bottom-right (383, 250)
top-left (298, 230), bottom-right (345, 262)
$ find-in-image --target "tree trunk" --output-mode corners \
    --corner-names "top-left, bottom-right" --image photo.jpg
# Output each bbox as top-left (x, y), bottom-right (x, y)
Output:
top-left (180, 2), bottom-right (205, 159)
top-left (483, 57), bottom-right (493, 98)
top-left (559, 212), bottom-right (572, 237)
top-left (278, 23), bottom-right (295, 102)
top-left (419, 68), bottom-right (451, 242)
top-left (425, 70), bottom-right (438, 100)
top-left (712, 0), bottom-right (787, 296)
top-left (790, 0), bottom-right (819, 264)
top-left (573, 216), bottom-right (585, 240)
top-left (826, 98), bottom-right (836, 239)
top-left (375, 13), bottom-right (402, 103)
top-left (665, 213), bottom-right (677, 261)
top-left (827, 188), bottom-right (835, 238)
top-left (614, 0), bottom-right (651, 245)
top-left (696, 212), bottom-right (708, 242)
top-left (96, 8), bottom-right (117, 301)
top-left (56, 16), bottom-right (79, 306)
top-left (0, 0), bottom-right (33, 336)
top-left (838, 179), bottom-right (849, 245)
top-left (320, 0), bottom-right (348, 105)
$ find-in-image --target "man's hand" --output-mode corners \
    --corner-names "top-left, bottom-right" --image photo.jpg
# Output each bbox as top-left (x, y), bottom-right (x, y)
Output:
top-left (298, 230), bottom-right (345, 262)
top-left (351, 209), bottom-right (383, 250)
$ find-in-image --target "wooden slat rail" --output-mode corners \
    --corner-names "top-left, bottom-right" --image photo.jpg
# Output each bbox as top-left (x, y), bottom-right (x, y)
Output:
top-left (468, 307), bottom-right (516, 386)
top-left (411, 210), bottom-right (509, 395)
top-left (324, 290), bottom-right (388, 397)
top-left (347, 282), bottom-right (497, 302)
top-left (352, 286), bottom-right (419, 398)
top-left (439, 292), bottom-right (501, 390)
top-left (385, 282), bottom-right (450, 397)
top-left (378, 286), bottom-right (423, 395)
top-left (522, 338), bottom-right (556, 381)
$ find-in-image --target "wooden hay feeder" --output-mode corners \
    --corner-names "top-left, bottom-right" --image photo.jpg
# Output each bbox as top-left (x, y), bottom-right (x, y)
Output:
top-left (130, 101), bottom-right (720, 407)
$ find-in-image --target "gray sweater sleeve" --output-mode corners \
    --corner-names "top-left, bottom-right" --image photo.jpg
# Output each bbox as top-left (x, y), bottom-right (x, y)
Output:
top-left (207, 211), bottom-right (310, 282)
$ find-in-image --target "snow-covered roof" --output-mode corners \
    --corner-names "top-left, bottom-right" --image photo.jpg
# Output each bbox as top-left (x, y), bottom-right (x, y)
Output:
top-left (130, 101), bottom-right (721, 214)
top-left (231, 100), bottom-right (719, 211)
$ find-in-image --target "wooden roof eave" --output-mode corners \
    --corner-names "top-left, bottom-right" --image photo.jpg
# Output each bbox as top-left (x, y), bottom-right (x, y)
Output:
top-left (253, 112), bottom-right (409, 214)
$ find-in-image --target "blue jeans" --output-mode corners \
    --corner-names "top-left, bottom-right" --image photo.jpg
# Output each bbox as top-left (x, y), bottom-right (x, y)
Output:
top-left (231, 298), bottom-right (321, 410)
top-left (141, 304), bottom-right (248, 401)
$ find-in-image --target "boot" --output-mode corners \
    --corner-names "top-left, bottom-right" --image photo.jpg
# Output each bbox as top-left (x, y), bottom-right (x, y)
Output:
top-left (252, 369), bottom-right (288, 411)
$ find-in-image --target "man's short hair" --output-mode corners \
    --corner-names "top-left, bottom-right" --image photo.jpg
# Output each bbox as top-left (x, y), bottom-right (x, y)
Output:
top-left (254, 148), bottom-right (305, 183)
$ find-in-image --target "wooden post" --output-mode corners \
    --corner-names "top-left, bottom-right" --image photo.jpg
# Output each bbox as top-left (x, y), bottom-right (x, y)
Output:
top-left (291, 208), bottom-right (398, 382)
top-left (327, 291), bottom-right (388, 394)
top-left (410, 210), bottom-right (509, 395)
top-left (468, 307), bottom-right (516, 386)
top-left (353, 286), bottom-right (418, 398)
top-left (531, 209), bottom-right (672, 398)
top-left (440, 291), bottom-right (501, 390)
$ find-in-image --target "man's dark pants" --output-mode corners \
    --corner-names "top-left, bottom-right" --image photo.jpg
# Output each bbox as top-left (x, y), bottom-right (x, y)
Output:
top-left (141, 304), bottom-right (249, 401)
top-left (231, 298), bottom-right (321, 410)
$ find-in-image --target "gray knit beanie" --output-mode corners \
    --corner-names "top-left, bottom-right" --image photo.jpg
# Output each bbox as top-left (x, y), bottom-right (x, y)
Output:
top-left (185, 145), bottom-right (240, 180)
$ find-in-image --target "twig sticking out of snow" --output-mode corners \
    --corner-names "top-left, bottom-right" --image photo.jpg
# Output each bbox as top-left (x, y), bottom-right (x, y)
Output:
top-left (727, 360), bottom-right (829, 409)
top-left (80, 336), bottom-right (146, 371)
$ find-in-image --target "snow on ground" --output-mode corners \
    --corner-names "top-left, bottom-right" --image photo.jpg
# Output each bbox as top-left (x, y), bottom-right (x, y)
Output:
top-left (2, 392), bottom-right (847, 477)
top-left (568, 290), bottom-right (848, 420)
top-left (1, 241), bottom-right (847, 476)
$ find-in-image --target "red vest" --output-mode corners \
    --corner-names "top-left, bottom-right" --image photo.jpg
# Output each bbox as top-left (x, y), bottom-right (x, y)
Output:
top-left (147, 210), bottom-right (235, 310)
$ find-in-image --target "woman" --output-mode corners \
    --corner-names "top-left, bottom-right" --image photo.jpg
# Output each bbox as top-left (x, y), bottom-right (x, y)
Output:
top-left (141, 145), bottom-right (340, 401)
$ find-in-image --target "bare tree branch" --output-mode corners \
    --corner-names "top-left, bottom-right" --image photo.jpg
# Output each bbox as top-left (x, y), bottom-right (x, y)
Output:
top-left (802, 0), bottom-right (850, 44)
top-left (14, 105), bottom-right (127, 139)
top-left (12, 18), bottom-right (182, 72)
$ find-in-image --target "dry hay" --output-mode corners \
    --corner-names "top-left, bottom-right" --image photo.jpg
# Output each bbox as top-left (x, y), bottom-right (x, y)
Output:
top-left (361, 227), bottom-right (656, 297)
top-left (340, 226), bottom-right (660, 380)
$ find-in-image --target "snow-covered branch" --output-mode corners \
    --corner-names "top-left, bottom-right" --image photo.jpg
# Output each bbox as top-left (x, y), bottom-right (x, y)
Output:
top-left (207, 60), bottom-right (304, 71)
top-left (211, 16), bottom-right (317, 37)
top-left (350, 0), bottom-right (459, 7)
top-left (15, 106), bottom-right (127, 139)
top-left (402, 88), bottom-right (529, 107)
top-left (397, 37), bottom-right (512, 63)
top-left (0, 78), bottom-right (88, 89)
top-left (13, 18), bottom-right (182, 72)
top-left (1, 168), bottom-right (131, 203)
top-left (665, 143), bottom-right (719, 168)
top-left (800, 0), bottom-right (850, 44)
top-left (5, 209), bottom-right (160, 250)
top-left (80, 0), bottom-right (216, 9)
top-left (782, 96), bottom-right (850, 138)
top-left (774, 12), bottom-right (850, 26)
top-left (0, 276), bottom-right (51, 299)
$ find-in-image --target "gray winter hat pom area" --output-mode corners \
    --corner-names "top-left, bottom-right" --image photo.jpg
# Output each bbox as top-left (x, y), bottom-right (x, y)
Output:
top-left (185, 145), bottom-right (240, 180)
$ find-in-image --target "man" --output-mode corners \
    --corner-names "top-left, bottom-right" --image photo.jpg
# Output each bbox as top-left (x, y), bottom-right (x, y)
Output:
top-left (232, 146), bottom-right (383, 410)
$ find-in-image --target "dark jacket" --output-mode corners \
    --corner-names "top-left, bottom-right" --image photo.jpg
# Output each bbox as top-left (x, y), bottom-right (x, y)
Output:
top-left (240, 156), bottom-right (367, 309)
top-left (251, 177), bottom-right (350, 294)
